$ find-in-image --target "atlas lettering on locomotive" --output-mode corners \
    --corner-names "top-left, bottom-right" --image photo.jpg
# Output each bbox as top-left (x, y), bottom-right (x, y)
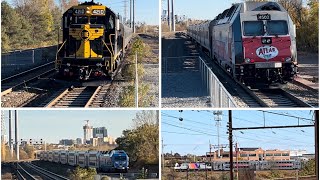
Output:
top-left (256, 46), bottom-right (279, 60)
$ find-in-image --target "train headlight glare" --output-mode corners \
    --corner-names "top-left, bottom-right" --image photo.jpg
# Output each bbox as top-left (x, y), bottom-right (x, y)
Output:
top-left (285, 57), bottom-right (292, 62)
top-left (96, 63), bottom-right (102, 67)
top-left (266, 39), bottom-right (271, 43)
top-left (66, 63), bottom-right (71, 66)
top-left (262, 39), bottom-right (267, 44)
top-left (245, 58), bottom-right (251, 63)
top-left (86, 10), bottom-right (90, 13)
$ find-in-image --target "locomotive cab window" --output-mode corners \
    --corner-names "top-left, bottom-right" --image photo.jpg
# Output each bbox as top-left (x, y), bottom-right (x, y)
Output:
top-left (90, 16), bottom-right (105, 24)
top-left (267, 20), bottom-right (288, 35)
top-left (243, 21), bottom-right (264, 36)
top-left (73, 16), bottom-right (88, 24)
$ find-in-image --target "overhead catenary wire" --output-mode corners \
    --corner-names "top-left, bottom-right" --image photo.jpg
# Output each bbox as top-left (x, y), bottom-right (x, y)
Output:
top-left (162, 110), bottom-right (315, 152)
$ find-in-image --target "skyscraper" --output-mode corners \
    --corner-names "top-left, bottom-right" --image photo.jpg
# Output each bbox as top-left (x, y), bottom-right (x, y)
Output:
top-left (83, 120), bottom-right (93, 144)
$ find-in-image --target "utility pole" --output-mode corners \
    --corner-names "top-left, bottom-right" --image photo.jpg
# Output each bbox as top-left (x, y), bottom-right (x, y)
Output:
top-left (15, 110), bottom-right (19, 161)
top-left (135, 53), bottom-right (138, 107)
top-left (132, 0), bottom-right (135, 33)
top-left (228, 110), bottom-right (233, 180)
top-left (162, 139), bottom-right (165, 170)
top-left (124, 0), bottom-right (127, 23)
top-left (167, 0), bottom-right (171, 31)
top-left (130, 0), bottom-right (132, 28)
top-left (214, 111), bottom-right (222, 158)
top-left (209, 140), bottom-right (212, 162)
top-left (171, 0), bottom-right (175, 32)
top-left (9, 110), bottom-right (13, 158)
top-left (315, 110), bottom-right (319, 180)
top-left (236, 142), bottom-right (239, 180)
top-left (1, 111), bottom-right (6, 161)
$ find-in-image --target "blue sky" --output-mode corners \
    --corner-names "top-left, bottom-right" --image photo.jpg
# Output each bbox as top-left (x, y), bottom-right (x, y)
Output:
top-left (161, 0), bottom-right (308, 20)
top-left (4, 0), bottom-right (159, 25)
top-left (162, 110), bottom-right (315, 155)
top-left (3, 110), bottom-right (139, 144)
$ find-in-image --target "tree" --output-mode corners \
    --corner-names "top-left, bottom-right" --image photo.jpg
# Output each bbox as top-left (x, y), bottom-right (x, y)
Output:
top-left (116, 111), bottom-right (159, 167)
top-left (299, 159), bottom-right (315, 176)
top-left (23, 144), bottom-right (35, 159)
top-left (68, 166), bottom-right (97, 180)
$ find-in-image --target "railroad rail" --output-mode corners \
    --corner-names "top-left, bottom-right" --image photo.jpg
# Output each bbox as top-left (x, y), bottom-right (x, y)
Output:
top-left (45, 86), bottom-right (105, 108)
top-left (22, 162), bottom-right (69, 180)
top-left (16, 163), bottom-right (37, 180)
top-left (1, 62), bottom-right (56, 96)
top-left (230, 75), bottom-right (312, 107)
top-left (15, 162), bottom-right (69, 180)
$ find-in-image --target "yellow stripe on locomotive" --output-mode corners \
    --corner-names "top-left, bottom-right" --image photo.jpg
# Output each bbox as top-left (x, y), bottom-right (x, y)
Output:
top-left (68, 24), bottom-right (104, 58)
top-left (56, 0), bottom-right (132, 80)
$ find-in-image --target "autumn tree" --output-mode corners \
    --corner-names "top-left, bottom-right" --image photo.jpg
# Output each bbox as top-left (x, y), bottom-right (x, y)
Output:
top-left (68, 166), bottom-right (97, 180)
top-left (116, 111), bottom-right (159, 167)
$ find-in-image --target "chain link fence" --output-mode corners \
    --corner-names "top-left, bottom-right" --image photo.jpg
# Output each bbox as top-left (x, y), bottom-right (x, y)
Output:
top-left (199, 56), bottom-right (237, 107)
top-left (1, 46), bottom-right (56, 78)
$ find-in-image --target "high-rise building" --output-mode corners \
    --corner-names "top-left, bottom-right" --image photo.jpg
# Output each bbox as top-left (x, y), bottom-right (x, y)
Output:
top-left (83, 120), bottom-right (93, 144)
top-left (93, 127), bottom-right (108, 138)
top-left (76, 138), bottom-right (83, 145)
top-left (59, 139), bottom-right (75, 146)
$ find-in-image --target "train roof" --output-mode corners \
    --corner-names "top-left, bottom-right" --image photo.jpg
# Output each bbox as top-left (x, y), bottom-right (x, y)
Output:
top-left (241, 1), bottom-right (286, 12)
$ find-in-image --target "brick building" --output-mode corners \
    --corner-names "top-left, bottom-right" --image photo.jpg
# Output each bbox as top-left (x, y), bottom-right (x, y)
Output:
top-left (206, 148), bottom-right (290, 162)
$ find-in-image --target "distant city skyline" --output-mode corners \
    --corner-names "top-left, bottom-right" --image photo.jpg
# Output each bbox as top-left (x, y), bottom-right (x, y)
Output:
top-left (162, 110), bottom-right (315, 156)
top-left (3, 110), bottom-right (140, 144)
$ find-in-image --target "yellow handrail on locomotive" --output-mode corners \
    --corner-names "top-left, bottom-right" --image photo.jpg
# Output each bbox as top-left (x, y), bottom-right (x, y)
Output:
top-left (109, 34), bottom-right (115, 58)
top-left (55, 40), bottom-right (67, 69)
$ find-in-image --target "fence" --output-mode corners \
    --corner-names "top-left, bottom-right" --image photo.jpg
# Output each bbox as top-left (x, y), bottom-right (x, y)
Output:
top-left (1, 46), bottom-right (56, 78)
top-left (199, 56), bottom-right (237, 107)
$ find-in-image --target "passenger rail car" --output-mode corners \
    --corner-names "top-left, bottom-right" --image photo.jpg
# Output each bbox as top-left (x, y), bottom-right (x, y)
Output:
top-left (174, 160), bottom-right (301, 171)
top-left (56, 0), bottom-right (132, 80)
top-left (187, 2), bottom-right (298, 87)
top-left (39, 150), bottom-right (129, 172)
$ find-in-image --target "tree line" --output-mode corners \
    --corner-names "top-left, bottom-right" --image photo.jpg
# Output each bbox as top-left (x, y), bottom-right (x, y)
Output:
top-left (1, 0), bottom-right (78, 52)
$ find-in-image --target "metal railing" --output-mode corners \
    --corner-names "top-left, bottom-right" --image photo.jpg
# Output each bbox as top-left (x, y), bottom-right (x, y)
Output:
top-left (199, 56), bottom-right (237, 107)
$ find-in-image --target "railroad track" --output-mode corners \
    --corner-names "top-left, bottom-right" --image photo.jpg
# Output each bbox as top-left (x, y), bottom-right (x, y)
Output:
top-left (197, 42), bottom-right (313, 108)
top-left (44, 85), bottom-right (106, 108)
top-left (1, 62), bottom-right (56, 96)
top-left (17, 162), bottom-right (69, 180)
top-left (238, 82), bottom-right (312, 107)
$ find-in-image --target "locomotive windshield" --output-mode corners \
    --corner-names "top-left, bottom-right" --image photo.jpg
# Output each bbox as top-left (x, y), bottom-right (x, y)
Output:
top-left (267, 20), bottom-right (288, 35)
top-left (243, 21), bottom-right (264, 36)
top-left (90, 16), bottom-right (105, 24)
top-left (114, 156), bottom-right (127, 161)
top-left (73, 16), bottom-right (88, 24)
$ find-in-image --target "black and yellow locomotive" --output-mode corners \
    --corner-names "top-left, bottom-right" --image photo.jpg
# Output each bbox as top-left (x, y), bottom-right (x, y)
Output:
top-left (56, 1), bottom-right (132, 80)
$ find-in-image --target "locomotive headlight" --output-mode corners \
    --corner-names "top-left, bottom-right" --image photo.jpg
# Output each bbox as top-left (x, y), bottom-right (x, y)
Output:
top-left (244, 58), bottom-right (251, 63)
top-left (96, 63), bottom-right (102, 67)
top-left (285, 57), bottom-right (292, 62)
top-left (266, 39), bottom-right (271, 43)
top-left (262, 39), bottom-right (267, 44)
top-left (66, 63), bottom-right (71, 67)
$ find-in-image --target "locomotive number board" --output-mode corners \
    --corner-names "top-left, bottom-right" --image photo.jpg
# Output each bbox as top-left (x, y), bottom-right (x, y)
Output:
top-left (255, 62), bottom-right (282, 69)
top-left (257, 14), bottom-right (271, 20)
